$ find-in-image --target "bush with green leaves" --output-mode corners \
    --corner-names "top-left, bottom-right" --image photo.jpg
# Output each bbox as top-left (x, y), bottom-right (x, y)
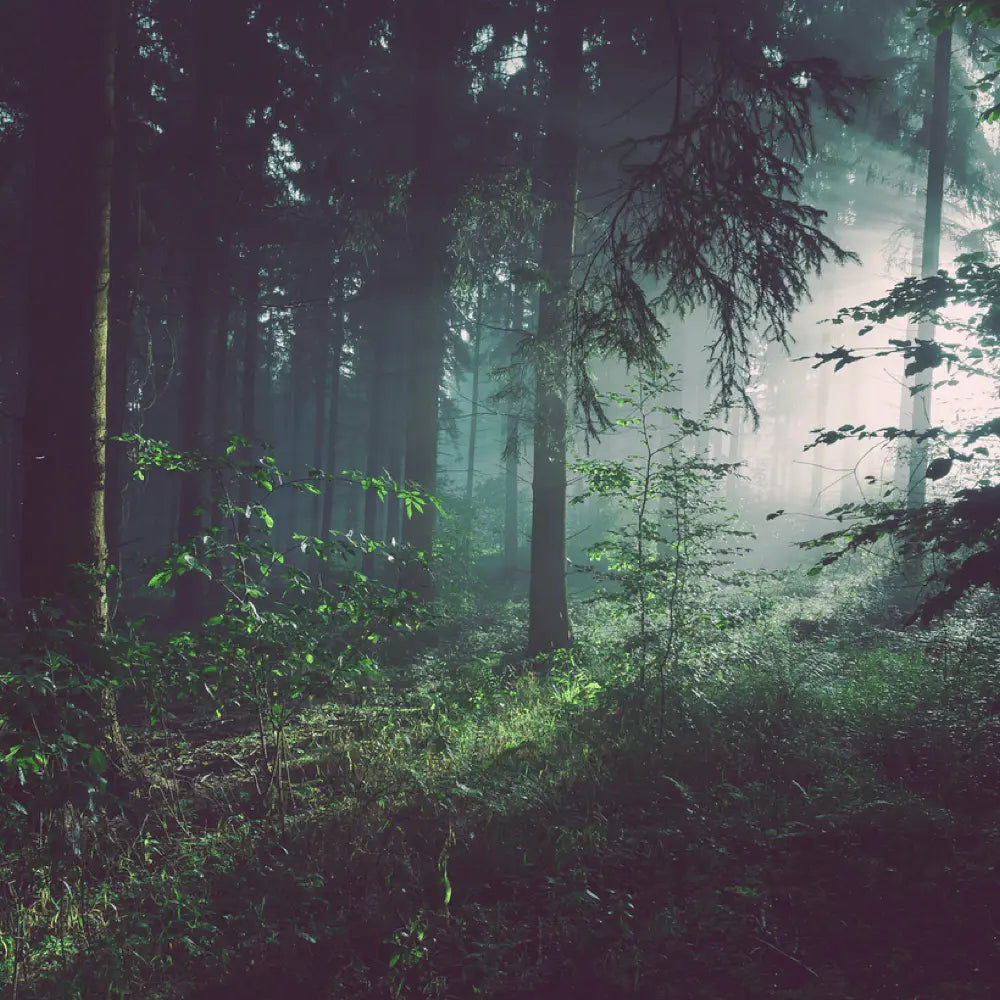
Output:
top-left (795, 253), bottom-right (1000, 620)
top-left (119, 434), bottom-right (440, 811)
top-left (571, 366), bottom-right (751, 710)
top-left (0, 601), bottom-right (115, 851)
top-left (1, 435), bottom-right (440, 836)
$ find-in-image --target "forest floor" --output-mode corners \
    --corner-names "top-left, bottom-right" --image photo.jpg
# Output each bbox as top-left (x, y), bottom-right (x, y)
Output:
top-left (6, 565), bottom-right (1000, 999)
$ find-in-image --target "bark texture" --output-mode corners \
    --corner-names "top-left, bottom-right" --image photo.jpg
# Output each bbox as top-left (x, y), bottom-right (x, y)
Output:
top-left (21, 0), bottom-right (118, 628)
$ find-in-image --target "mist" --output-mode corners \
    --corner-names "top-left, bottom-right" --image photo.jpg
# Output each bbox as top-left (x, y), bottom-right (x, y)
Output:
top-left (3, 1), bottom-right (1000, 997)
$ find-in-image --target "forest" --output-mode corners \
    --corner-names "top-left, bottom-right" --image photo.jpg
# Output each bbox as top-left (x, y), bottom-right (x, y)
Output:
top-left (4, 0), bottom-right (1000, 996)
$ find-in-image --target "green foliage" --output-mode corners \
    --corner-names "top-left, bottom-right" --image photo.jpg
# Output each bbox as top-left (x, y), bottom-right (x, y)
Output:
top-left (0, 602), bottom-right (115, 848)
top-left (798, 255), bottom-right (1000, 619)
top-left (8, 565), bottom-right (1000, 999)
top-left (122, 435), bottom-right (436, 816)
top-left (578, 52), bottom-right (859, 419)
top-left (914, 3), bottom-right (1000, 116)
top-left (571, 366), bottom-right (750, 700)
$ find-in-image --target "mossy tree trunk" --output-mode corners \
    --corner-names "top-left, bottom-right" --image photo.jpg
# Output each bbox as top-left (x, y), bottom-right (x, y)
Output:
top-left (21, 0), bottom-right (118, 630)
top-left (20, 0), bottom-right (132, 769)
top-left (105, 0), bottom-right (139, 603)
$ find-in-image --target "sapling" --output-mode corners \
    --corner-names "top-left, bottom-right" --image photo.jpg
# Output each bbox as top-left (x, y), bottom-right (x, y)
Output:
top-left (571, 365), bottom-right (750, 727)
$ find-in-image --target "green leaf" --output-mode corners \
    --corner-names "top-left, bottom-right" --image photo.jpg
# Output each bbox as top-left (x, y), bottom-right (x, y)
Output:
top-left (88, 747), bottom-right (108, 775)
top-left (181, 554), bottom-right (212, 579)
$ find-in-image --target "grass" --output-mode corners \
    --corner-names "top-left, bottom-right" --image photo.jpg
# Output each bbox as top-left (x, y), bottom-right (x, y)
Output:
top-left (4, 566), bottom-right (1000, 998)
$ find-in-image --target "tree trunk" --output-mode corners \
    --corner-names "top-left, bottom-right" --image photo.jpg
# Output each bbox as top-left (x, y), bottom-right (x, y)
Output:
top-left (239, 250), bottom-right (260, 505)
top-left (311, 336), bottom-right (329, 538)
top-left (105, 0), bottom-right (138, 603)
top-left (211, 273), bottom-right (232, 453)
top-left (318, 286), bottom-right (346, 554)
top-left (527, 0), bottom-right (583, 657)
top-left (503, 286), bottom-right (524, 576)
top-left (895, 229), bottom-right (924, 497)
top-left (504, 23), bottom-right (537, 581)
top-left (208, 283), bottom-right (232, 580)
top-left (725, 408), bottom-right (743, 506)
top-left (463, 282), bottom-right (484, 563)
top-left (397, 0), bottom-right (460, 600)
top-left (21, 0), bottom-right (117, 629)
top-left (398, 246), bottom-right (447, 599)
top-left (387, 305), bottom-right (412, 554)
top-left (810, 333), bottom-right (832, 508)
top-left (173, 9), bottom-right (219, 622)
top-left (362, 325), bottom-right (387, 578)
top-left (20, 0), bottom-right (135, 776)
top-left (908, 26), bottom-right (951, 511)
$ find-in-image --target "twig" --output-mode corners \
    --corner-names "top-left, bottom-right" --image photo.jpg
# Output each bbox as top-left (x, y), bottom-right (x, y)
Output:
top-left (753, 936), bottom-right (820, 979)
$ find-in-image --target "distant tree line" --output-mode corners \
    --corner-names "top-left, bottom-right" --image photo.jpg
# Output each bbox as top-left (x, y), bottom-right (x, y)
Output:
top-left (2, 0), bottom-right (997, 650)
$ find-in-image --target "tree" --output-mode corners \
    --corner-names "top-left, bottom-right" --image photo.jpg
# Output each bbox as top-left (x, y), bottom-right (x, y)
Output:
top-left (803, 252), bottom-right (1000, 621)
top-left (463, 281), bottom-right (485, 564)
top-left (525, 0), bottom-right (857, 655)
top-left (527, 0), bottom-right (585, 656)
top-left (792, 2), bottom-right (1000, 619)
top-left (172, 1), bottom-right (228, 621)
top-left (20, 0), bottom-right (118, 627)
top-left (906, 26), bottom-right (953, 515)
top-left (397, 0), bottom-right (472, 600)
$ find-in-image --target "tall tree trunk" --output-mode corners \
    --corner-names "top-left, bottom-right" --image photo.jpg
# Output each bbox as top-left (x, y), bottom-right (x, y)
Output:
top-left (398, 245), bottom-right (447, 599)
top-left (908, 26), bottom-right (951, 512)
top-left (311, 329), bottom-right (329, 540)
top-left (173, 8), bottom-right (219, 622)
top-left (319, 286), bottom-right (346, 554)
top-left (810, 334), bottom-right (832, 508)
top-left (503, 285), bottom-right (524, 576)
top-left (20, 0), bottom-right (135, 778)
top-left (527, 0), bottom-right (583, 657)
top-left (727, 410), bottom-right (744, 502)
top-left (463, 282), bottom-right (484, 563)
top-left (384, 352), bottom-right (406, 549)
top-left (208, 284), bottom-right (232, 578)
top-left (105, 0), bottom-right (138, 605)
top-left (362, 325), bottom-right (387, 578)
top-left (288, 288), bottom-right (313, 540)
top-left (398, 0), bottom-right (460, 600)
top-left (504, 23), bottom-right (537, 580)
top-left (895, 229), bottom-right (924, 497)
top-left (239, 250), bottom-right (260, 505)
top-left (210, 266), bottom-right (232, 453)
top-left (21, 0), bottom-right (117, 629)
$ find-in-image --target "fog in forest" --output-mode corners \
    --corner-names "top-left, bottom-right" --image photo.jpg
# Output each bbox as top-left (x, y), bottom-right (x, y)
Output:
top-left (5, 2), bottom-right (1000, 998)
top-left (2, 1), bottom-right (999, 612)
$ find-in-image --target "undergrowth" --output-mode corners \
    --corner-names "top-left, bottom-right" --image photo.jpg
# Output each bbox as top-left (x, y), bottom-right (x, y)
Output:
top-left (3, 565), bottom-right (1000, 999)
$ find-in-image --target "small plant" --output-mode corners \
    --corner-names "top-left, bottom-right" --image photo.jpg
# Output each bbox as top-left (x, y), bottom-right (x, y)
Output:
top-left (122, 434), bottom-right (438, 818)
top-left (572, 365), bottom-right (751, 725)
top-left (387, 908), bottom-right (430, 998)
top-left (0, 600), bottom-right (115, 849)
